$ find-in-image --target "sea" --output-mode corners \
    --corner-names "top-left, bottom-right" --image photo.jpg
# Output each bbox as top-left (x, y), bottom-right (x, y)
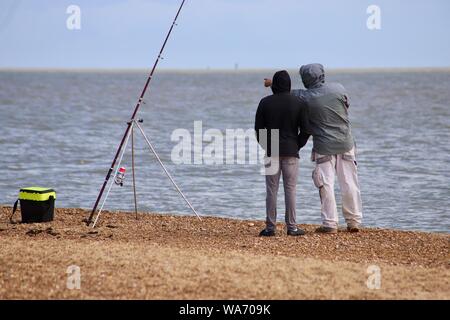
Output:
top-left (1, 69), bottom-right (449, 232)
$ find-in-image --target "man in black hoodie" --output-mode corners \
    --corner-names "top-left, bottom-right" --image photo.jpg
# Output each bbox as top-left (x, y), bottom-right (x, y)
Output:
top-left (255, 70), bottom-right (310, 237)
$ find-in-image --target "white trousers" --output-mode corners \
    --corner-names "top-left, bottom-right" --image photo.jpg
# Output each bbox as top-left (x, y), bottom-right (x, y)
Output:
top-left (312, 147), bottom-right (363, 228)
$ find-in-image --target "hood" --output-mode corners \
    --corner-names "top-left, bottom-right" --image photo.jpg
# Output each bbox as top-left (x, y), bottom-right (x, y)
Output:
top-left (299, 63), bottom-right (325, 89)
top-left (271, 70), bottom-right (291, 94)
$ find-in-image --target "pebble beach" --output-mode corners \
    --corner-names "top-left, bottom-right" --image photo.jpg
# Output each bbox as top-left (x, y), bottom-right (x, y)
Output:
top-left (0, 207), bottom-right (448, 299)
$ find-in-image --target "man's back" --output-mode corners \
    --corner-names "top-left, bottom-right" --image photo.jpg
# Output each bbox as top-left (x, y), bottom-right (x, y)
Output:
top-left (294, 64), bottom-right (354, 155)
top-left (255, 70), bottom-right (308, 158)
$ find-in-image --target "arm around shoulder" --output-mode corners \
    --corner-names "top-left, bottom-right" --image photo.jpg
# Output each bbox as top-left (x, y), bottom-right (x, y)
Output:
top-left (297, 100), bottom-right (311, 149)
top-left (255, 100), bottom-right (265, 143)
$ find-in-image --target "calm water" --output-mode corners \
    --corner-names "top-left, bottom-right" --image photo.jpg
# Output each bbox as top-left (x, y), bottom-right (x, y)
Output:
top-left (1, 70), bottom-right (449, 233)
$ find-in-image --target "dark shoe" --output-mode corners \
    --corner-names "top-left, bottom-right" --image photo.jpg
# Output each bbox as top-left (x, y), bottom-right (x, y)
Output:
top-left (347, 224), bottom-right (360, 233)
top-left (287, 228), bottom-right (306, 236)
top-left (259, 229), bottom-right (275, 237)
top-left (315, 226), bottom-right (338, 234)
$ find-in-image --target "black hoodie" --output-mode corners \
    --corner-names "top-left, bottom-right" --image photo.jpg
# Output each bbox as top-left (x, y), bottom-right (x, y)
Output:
top-left (255, 70), bottom-right (310, 158)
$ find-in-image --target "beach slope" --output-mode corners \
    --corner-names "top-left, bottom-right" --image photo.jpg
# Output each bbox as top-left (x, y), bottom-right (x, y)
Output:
top-left (0, 207), bottom-right (448, 299)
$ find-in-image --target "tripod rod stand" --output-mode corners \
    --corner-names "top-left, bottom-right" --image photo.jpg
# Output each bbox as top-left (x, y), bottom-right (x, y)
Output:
top-left (86, 0), bottom-right (186, 225)
top-left (91, 119), bottom-right (202, 228)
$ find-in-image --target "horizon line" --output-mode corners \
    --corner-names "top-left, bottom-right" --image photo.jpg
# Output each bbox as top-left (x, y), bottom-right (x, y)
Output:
top-left (1, 66), bottom-right (450, 73)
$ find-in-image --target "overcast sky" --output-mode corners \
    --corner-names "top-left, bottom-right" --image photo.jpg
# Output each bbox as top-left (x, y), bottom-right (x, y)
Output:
top-left (0, 0), bottom-right (449, 69)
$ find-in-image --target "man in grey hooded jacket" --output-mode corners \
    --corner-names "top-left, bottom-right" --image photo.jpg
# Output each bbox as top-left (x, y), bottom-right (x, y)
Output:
top-left (265, 64), bottom-right (363, 233)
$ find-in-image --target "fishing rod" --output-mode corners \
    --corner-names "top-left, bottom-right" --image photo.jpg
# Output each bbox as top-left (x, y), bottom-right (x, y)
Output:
top-left (86, 0), bottom-right (187, 226)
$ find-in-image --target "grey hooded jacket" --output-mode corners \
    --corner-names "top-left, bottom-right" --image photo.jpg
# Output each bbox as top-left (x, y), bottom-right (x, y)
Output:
top-left (292, 63), bottom-right (354, 155)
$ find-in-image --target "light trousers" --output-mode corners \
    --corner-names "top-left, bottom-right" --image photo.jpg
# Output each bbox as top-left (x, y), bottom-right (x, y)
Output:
top-left (312, 147), bottom-right (363, 228)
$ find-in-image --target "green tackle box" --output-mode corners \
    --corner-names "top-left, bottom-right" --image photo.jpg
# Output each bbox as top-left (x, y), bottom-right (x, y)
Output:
top-left (11, 187), bottom-right (56, 223)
